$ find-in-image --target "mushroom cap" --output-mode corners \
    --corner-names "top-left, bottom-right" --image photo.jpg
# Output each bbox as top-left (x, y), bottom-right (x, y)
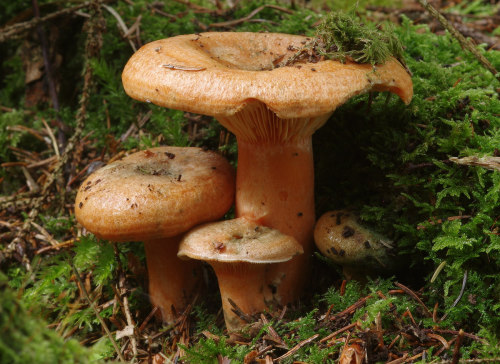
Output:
top-left (314, 210), bottom-right (393, 266)
top-left (178, 217), bottom-right (303, 263)
top-left (122, 32), bottom-right (413, 120)
top-left (75, 147), bottom-right (235, 242)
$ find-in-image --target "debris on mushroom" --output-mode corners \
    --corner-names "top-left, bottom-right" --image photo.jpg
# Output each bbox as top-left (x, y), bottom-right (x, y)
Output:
top-left (314, 209), bottom-right (395, 280)
top-left (75, 146), bottom-right (235, 322)
top-left (122, 31), bottom-right (413, 307)
top-left (178, 217), bottom-right (302, 332)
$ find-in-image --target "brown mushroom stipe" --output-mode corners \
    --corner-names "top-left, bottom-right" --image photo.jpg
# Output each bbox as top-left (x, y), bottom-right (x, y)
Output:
top-left (178, 217), bottom-right (303, 332)
top-left (314, 210), bottom-right (395, 280)
top-left (122, 32), bottom-right (413, 308)
top-left (75, 147), bottom-right (235, 322)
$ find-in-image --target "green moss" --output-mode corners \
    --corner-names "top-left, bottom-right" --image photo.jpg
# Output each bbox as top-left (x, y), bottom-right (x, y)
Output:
top-left (0, 272), bottom-right (106, 363)
top-left (314, 10), bottom-right (405, 65)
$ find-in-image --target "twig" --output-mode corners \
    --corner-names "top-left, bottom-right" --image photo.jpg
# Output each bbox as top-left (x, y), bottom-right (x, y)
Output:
top-left (102, 4), bottom-right (137, 51)
top-left (440, 270), bottom-right (468, 322)
top-left (228, 297), bottom-right (254, 323)
top-left (138, 306), bottom-right (159, 332)
top-left (69, 259), bottom-right (126, 362)
top-left (329, 295), bottom-right (372, 320)
top-left (113, 243), bottom-right (138, 358)
top-left (0, 2), bottom-right (93, 43)
top-left (423, 328), bottom-right (485, 343)
top-left (35, 239), bottom-right (75, 254)
top-left (260, 314), bottom-right (288, 349)
top-left (451, 329), bottom-right (465, 364)
top-left (386, 352), bottom-right (408, 364)
top-left (394, 282), bottom-right (432, 318)
top-left (450, 156), bottom-right (500, 172)
top-left (416, 0), bottom-right (499, 82)
top-left (427, 332), bottom-right (450, 350)
top-left (2, 0), bottom-right (104, 269)
top-left (319, 322), bottom-right (358, 344)
top-left (417, 215), bottom-right (472, 230)
top-left (209, 5), bottom-right (293, 28)
top-left (275, 334), bottom-right (319, 362)
top-left (41, 118), bottom-right (60, 157)
top-left (32, 0), bottom-right (68, 150)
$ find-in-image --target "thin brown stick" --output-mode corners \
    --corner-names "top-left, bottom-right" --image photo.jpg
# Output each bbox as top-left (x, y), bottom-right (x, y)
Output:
top-left (69, 260), bottom-right (125, 362)
top-left (209, 5), bottom-right (293, 28)
top-left (3, 0), bottom-right (104, 269)
top-left (275, 334), bottom-right (319, 362)
top-left (422, 328), bottom-right (484, 342)
top-left (416, 0), bottom-right (499, 82)
top-left (451, 329), bottom-right (465, 364)
top-left (329, 295), bottom-right (372, 320)
top-left (0, 2), bottom-right (93, 43)
top-left (394, 282), bottom-right (432, 318)
top-left (113, 243), bottom-right (138, 358)
top-left (228, 297), bottom-right (254, 323)
top-left (319, 322), bottom-right (358, 344)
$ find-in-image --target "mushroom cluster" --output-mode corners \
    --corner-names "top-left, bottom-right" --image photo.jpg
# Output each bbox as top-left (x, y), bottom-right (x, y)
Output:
top-left (75, 146), bottom-right (235, 322)
top-left (121, 31), bottom-right (413, 324)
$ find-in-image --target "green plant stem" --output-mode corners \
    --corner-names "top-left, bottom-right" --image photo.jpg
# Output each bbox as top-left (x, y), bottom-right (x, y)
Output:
top-left (417, 0), bottom-right (499, 83)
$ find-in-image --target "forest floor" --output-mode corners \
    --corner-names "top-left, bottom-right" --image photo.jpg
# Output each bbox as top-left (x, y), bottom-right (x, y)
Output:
top-left (1, 0), bottom-right (499, 363)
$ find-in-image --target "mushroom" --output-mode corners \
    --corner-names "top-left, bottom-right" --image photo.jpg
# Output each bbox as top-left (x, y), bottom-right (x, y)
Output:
top-left (75, 146), bottom-right (235, 322)
top-left (177, 217), bottom-right (302, 332)
top-left (314, 210), bottom-right (395, 280)
top-left (122, 32), bottom-right (413, 306)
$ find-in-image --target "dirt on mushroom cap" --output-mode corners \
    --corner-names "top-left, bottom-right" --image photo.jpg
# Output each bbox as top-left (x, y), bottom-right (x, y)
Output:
top-left (178, 217), bottom-right (303, 263)
top-left (122, 32), bottom-right (413, 120)
top-left (75, 147), bottom-right (235, 242)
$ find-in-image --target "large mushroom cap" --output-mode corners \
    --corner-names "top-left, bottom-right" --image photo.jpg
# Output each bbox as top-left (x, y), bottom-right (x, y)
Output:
top-left (178, 217), bottom-right (303, 264)
top-left (122, 32), bottom-right (413, 120)
top-left (75, 147), bottom-right (235, 241)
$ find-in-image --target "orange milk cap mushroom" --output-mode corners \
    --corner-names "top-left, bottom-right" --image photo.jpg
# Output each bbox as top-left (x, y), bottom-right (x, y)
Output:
top-left (122, 32), bottom-right (413, 306)
top-left (178, 217), bottom-right (302, 332)
top-left (314, 210), bottom-right (395, 280)
top-left (75, 146), bottom-right (235, 322)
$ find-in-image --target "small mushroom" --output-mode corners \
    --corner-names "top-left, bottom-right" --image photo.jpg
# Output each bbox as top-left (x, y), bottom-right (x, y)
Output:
top-left (75, 146), bottom-right (235, 322)
top-left (314, 210), bottom-right (395, 280)
top-left (177, 217), bottom-right (303, 332)
top-left (122, 32), bottom-right (413, 306)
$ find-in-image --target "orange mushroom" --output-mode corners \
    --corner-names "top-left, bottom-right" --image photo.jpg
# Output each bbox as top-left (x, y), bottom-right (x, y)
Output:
top-left (75, 146), bottom-right (235, 322)
top-left (178, 217), bottom-right (302, 331)
top-left (314, 210), bottom-right (395, 280)
top-left (122, 32), bottom-right (413, 306)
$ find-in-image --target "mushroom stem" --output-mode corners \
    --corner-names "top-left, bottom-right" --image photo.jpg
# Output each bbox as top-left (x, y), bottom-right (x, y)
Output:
top-left (210, 262), bottom-right (267, 332)
top-left (234, 138), bottom-right (316, 304)
top-left (144, 237), bottom-right (200, 323)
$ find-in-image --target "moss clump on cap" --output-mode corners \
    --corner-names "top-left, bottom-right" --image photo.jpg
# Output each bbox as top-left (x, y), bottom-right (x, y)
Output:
top-left (315, 11), bottom-right (405, 65)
